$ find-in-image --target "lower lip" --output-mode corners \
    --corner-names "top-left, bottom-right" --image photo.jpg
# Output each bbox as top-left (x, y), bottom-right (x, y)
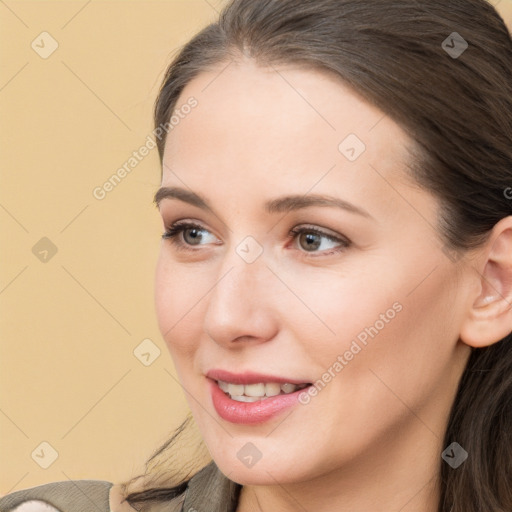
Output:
top-left (208, 378), bottom-right (310, 425)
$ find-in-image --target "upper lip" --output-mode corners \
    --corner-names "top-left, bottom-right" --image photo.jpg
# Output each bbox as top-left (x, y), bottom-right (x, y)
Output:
top-left (206, 369), bottom-right (312, 385)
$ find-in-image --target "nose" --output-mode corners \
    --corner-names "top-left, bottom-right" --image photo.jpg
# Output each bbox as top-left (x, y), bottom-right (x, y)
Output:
top-left (202, 245), bottom-right (280, 348)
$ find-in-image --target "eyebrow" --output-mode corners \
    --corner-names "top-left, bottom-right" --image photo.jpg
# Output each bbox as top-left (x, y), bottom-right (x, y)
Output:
top-left (153, 186), bottom-right (373, 219)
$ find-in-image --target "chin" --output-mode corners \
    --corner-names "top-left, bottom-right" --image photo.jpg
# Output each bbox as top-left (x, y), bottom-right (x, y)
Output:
top-left (223, 466), bottom-right (296, 486)
top-left (214, 454), bottom-right (311, 486)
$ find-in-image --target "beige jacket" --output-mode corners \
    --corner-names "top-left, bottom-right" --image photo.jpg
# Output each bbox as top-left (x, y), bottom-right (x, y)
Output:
top-left (0, 461), bottom-right (241, 512)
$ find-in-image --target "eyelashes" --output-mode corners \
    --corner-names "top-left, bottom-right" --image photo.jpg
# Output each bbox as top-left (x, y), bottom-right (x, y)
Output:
top-left (162, 221), bottom-right (218, 248)
top-left (287, 226), bottom-right (351, 255)
top-left (161, 220), bottom-right (351, 257)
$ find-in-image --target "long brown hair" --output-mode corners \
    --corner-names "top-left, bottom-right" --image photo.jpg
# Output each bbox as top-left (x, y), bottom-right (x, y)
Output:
top-left (120, 1), bottom-right (512, 510)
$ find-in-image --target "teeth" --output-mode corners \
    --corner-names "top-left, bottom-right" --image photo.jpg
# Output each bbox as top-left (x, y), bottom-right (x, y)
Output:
top-left (230, 395), bottom-right (261, 402)
top-left (281, 383), bottom-right (297, 394)
top-left (218, 380), bottom-right (309, 402)
top-left (244, 383), bottom-right (266, 396)
top-left (218, 380), bottom-right (229, 393)
top-left (265, 383), bottom-right (281, 396)
top-left (227, 383), bottom-right (244, 396)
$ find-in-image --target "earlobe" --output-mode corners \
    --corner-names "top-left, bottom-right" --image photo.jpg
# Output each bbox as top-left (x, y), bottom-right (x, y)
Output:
top-left (459, 216), bottom-right (512, 348)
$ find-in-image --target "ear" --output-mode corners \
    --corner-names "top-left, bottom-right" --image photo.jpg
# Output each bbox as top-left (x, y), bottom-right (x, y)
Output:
top-left (460, 216), bottom-right (512, 348)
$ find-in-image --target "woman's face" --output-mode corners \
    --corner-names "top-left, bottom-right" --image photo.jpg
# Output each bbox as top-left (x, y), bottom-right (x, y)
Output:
top-left (154, 58), bottom-right (473, 485)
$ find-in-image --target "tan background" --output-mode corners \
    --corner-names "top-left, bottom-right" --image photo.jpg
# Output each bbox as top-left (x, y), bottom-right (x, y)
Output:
top-left (1, 0), bottom-right (511, 495)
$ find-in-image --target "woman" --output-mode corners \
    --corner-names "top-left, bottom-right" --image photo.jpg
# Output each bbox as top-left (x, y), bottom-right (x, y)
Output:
top-left (2, 0), bottom-right (511, 511)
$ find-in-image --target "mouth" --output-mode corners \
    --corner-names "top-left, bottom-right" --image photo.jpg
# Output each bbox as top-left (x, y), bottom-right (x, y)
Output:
top-left (206, 371), bottom-right (315, 424)
top-left (214, 379), bottom-right (312, 403)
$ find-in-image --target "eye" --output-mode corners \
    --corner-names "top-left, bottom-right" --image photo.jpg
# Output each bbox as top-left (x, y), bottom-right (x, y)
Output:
top-left (161, 221), bottom-right (351, 257)
top-left (288, 225), bottom-right (351, 256)
top-left (161, 221), bottom-right (218, 250)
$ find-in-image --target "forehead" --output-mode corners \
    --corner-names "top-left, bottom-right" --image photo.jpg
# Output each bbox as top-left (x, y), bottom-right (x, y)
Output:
top-left (160, 58), bottom-right (422, 221)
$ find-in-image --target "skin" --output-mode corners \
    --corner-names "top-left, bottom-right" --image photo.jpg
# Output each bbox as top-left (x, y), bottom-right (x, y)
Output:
top-left (149, 57), bottom-right (512, 512)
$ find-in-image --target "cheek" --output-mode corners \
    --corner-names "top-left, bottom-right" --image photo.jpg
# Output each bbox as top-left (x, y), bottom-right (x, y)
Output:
top-left (284, 266), bottom-right (403, 364)
top-left (154, 252), bottom-right (203, 359)
top-left (284, 268), bottom-right (459, 464)
top-left (327, 266), bottom-right (459, 424)
top-left (292, 259), bottom-right (458, 399)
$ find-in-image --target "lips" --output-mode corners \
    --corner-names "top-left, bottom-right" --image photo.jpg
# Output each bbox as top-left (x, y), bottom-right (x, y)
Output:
top-left (206, 369), bottom-right (312, 386)
top-left (205, 369), bottom-right (313, 424)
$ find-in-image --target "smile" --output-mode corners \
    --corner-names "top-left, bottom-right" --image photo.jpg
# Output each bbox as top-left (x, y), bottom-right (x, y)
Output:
top-left (217, 380), bottom-right (310, 402)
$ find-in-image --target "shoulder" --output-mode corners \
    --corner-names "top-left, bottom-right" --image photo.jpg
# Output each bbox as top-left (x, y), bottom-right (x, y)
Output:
top-left (0, 479), bottom-right (113, 512)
